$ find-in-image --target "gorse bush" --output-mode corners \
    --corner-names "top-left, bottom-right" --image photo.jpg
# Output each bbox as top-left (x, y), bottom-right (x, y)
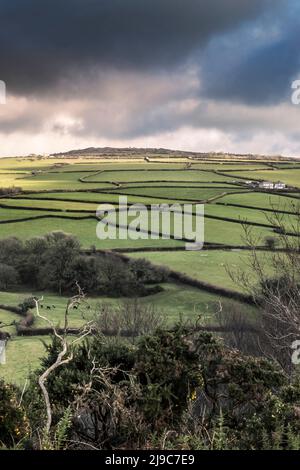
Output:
top-left (21, 325), bottom-right (300, 450)
top-left (0, 380), bottom-right (30, 449)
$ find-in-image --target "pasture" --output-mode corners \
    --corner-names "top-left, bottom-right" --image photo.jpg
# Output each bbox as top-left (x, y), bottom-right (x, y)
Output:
top-left (0, 154), bottom-right (298, 383)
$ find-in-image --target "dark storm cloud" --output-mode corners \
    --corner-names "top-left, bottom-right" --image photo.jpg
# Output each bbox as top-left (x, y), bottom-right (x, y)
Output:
top-left (201, 27), bottom-right (300, 105)
top-left (0, 0), bottom-right (275, 95)
top-left (198, 0), bottom-right (300, 105)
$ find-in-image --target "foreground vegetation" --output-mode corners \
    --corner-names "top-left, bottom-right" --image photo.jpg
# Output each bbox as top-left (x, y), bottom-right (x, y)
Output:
top-left (1, 323), bottom-right (300, 450)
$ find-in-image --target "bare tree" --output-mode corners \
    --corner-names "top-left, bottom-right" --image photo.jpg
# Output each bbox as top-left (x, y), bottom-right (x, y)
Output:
top-left (120, 299), bottom-right (165, 342)
top-left (95, 299), bottom-right (165, 342)
top-left (215, 302), bottom-right (261, 356)
top-left (229, 201), bottom-right (300, 373)
top-left (34, 283), bottom-right (93, 435)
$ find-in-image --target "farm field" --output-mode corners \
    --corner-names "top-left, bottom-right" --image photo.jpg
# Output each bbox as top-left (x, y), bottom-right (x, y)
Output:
top-left (228, 169), bottom-right (300, 188)
top-left (0, 283), bottom-right (253, 385)
top-left (0, 154), bottom-right (298, 384)
top-left (128, 250), bottom-right (273, 291)
top-left (218, 191), bottom-right (300, 209)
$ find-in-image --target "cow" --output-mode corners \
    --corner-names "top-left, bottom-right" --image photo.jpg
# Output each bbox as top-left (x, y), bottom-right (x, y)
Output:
top-left (0, 331), bottom-right (11, 341)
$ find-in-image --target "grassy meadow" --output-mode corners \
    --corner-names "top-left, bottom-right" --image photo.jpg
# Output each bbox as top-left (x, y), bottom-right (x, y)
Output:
top-left (0, 154), bottom-right (298, 383)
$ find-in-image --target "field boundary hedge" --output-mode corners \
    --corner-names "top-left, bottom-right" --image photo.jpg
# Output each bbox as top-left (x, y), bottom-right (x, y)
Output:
top-left (0, 214), bottom-right (96, 225)
top-left (91, 245), bottom-right (297, 254)
top-left (0, 303), bottom-right (35, 337)
top-left (216, 201), bottom-right (299, 216)
top-left (0, 304), bottom-right (23, 315)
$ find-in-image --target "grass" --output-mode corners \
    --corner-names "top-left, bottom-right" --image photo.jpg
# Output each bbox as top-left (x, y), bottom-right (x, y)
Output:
top-left (112, 187), bottom-right (241, 201)
top-left (205, 203), bottom-right (298, 231)
top-left (0, 217), bottom-right (186, 249)
top-left (191, 163), bottom-right (271, 170)
top-left (0, 336), bottom-right (49, 385)
top-left (0, 290), bottom-right (95, 328)
top-left (83, 169), bottom-right (240, 183)
top-left (218, 192), bottom-right (300, 210)
top-left (128, 250), bottom-right (262, 291)
top-left (0, 156), bottom-right (295, 384)
top-left (1, 198), bottom-right (99, 212)
top-left (17, 191), bottom-right (189, 205)
top-left (229, 169), bottom-right (300, 187)
top-left (0, 282), bottom-right (256, 385)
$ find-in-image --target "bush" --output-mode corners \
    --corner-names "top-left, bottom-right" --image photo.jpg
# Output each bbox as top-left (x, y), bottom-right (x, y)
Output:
top-left (24, 325), bottom-right (300, 450)
top-left (18, 297), bottom-right (36, 315)
top-left (0, 380), bottom-right (30, 448)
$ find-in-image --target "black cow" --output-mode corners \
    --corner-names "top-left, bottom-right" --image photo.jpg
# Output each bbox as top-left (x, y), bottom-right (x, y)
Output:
top-left (0, 332), bottom-right (11, 341)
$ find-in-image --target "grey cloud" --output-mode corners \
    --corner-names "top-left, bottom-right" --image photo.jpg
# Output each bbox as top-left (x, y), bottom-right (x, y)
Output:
top-left (0, 0), bottom-right (276, 95)
top-left (200, 7), bottom-right (300, 105)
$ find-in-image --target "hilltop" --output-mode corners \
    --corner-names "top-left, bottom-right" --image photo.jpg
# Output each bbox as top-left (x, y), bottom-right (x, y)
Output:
top-left (51, 147), bottom-right (297, 162)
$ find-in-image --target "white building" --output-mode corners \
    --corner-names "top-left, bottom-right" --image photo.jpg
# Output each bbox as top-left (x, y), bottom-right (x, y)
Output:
top-left (258, 181), bottom-right (286, 190)
top-left (274, 181), bottom-right (286, 190)
top-left (245, 180), bottom-right (259, 188)
top-left (259, 181), bottom-right (274, 189)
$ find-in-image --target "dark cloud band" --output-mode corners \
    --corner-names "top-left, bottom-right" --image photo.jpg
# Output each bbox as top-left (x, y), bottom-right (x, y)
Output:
top-left (1, 0), bottom-right (274, 94)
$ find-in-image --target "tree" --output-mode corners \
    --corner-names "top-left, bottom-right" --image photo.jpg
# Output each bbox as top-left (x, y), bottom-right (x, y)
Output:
top-left (230, 203), bottom-right (300, 373)
top-left (19, 237), bottom-right (49, 287)
top-left (95, 299), bottom-right (164, 341)
top-left (33, 283), bottom-right (92, 439)
top-left (40, 232), bottom-right (81, 295)
top-left (0, 263), bottom-right (19, 289)
top-left (0, 237), bottom-right (23, 267)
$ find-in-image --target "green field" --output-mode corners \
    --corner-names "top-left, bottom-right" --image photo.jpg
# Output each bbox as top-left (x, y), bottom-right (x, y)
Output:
top-left (0, 155), bottom-right (297, 383)
top-left (129, 250), bottom-right (266, 291)
top-left (218, 191), bottom-right (300, 209)
top-left (229, 169), bottom-right (300, 188)
top-left (0, 283), bottom-right (254, 385)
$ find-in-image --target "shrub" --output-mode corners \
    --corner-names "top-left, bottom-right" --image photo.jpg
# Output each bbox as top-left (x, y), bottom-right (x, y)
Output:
top-left (0, 380), bottom-right (30, 448)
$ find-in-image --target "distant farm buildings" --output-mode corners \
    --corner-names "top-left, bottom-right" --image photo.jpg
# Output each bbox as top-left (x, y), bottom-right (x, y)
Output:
top-left (259, 181), bottom-right (286, 190)
top-left (245, 180), bottom-right (286, 190)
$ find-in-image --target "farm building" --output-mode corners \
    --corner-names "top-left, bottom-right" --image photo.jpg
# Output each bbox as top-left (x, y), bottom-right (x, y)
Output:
top-left (245, 180), bottom-right (259, 188)
top-left (259, 181), bottom-right (274, 189)
top-left (274, 181), bottom-right (286, 190)
top-left (258, 181), bottom-right (286, 190)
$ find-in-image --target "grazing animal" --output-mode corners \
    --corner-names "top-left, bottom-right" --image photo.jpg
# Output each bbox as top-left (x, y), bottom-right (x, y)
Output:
top-left (0, 332), bottom-right (11, 341)
top-left (40, 305), bottom-right (44, 309)
top-left (46, 306), bottom-right (51, 310)
top-left (73, 305), bottom-right (78, 310)
top-left (52, 305), bottom-right (56, 309)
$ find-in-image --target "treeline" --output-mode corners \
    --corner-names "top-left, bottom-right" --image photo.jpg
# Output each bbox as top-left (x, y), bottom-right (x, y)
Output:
top-left (0, 232), bottom-right (169, 297)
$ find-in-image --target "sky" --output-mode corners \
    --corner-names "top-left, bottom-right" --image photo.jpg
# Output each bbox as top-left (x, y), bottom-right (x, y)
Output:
top-left (0, 0), bottom-right (300, 157)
